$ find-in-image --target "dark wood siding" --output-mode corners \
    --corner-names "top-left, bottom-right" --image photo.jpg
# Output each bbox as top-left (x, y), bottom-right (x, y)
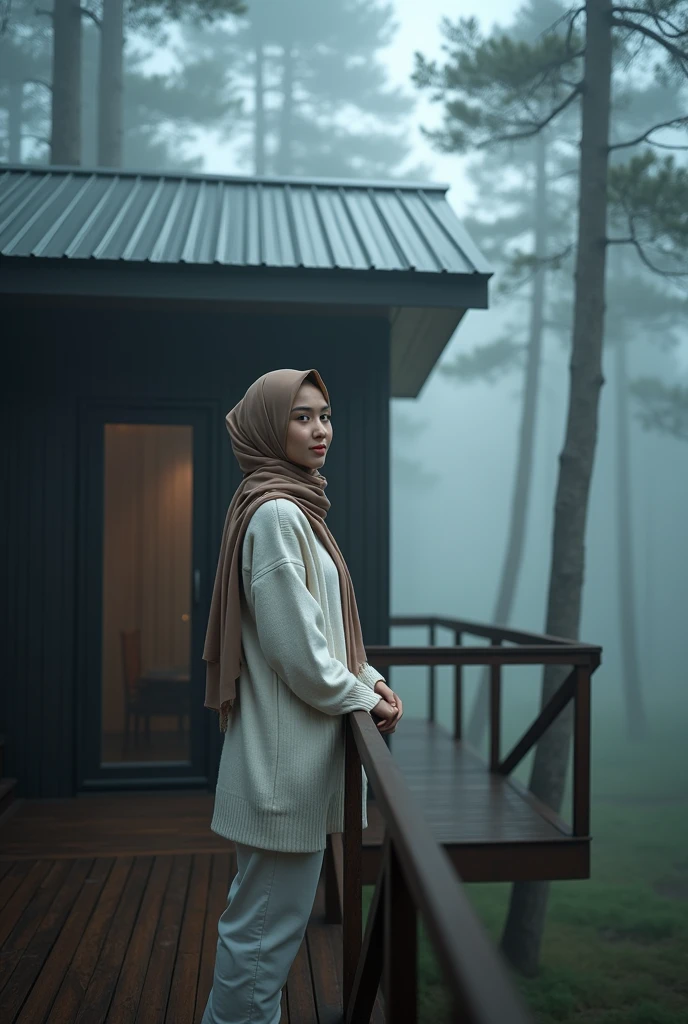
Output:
top-left (1, 302), bottom-right (390, 798)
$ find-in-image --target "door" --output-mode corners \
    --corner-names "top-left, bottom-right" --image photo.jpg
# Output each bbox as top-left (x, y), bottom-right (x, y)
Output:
top-left (78, 402), bottom-right (214, 790)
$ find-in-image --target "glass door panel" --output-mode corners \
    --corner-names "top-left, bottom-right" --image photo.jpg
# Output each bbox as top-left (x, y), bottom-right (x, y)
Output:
top-left (100, 423), bottom-right (194, 765)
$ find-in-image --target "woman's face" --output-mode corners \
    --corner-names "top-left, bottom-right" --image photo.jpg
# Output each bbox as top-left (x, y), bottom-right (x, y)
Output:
top-left (285, 380), bottom-right (333, 469)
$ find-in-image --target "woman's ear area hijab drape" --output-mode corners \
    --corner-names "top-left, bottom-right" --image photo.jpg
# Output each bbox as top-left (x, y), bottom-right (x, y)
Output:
top-left (203, 367), bottom-right (368, 732)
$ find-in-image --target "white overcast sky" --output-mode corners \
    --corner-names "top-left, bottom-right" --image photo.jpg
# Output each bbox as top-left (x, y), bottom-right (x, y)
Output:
top-left (190, 0), bottom-right (523, 216)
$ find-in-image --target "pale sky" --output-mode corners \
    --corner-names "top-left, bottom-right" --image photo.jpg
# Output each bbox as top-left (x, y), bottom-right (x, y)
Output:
top-left (189, 0), bottom-right (523, 216)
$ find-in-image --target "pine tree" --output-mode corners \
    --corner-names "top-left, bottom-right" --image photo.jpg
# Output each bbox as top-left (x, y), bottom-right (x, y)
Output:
top-left (220, 0), bottom-right (419, 178)
top-left (90, 0), bottom-right (245, 167)
top-left (415, 0), bottom-right (688, 975)
top-left (0, 0), bottom-right (52, 162)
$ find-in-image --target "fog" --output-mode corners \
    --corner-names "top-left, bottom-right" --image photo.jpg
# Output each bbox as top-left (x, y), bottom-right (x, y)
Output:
top-left (2, 0), bottom-right (687, 1014)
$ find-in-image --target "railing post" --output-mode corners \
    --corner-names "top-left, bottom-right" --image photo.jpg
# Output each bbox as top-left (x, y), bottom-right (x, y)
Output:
top-left (323, 835), bottom-right (341, 924)
top-left (453, 630), bottom-right (463, 740)
top-left (573, 664), bottom-right (591, 836)
top-left (490, 659), bottom-right (502, 772)
top-left (343, 715), bottom-right (363, 1015)
top-left (384, 838), bottom-right (417, 1023)
top-left (428, 621), bottom-right (436, 723)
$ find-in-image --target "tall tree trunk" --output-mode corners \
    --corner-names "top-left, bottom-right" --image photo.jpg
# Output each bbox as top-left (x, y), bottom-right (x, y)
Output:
top-left (275, 44), bottom-right (294, 175)
top-left (500, 0), bottom-right (613, 975)
top-left (97, 0), bottom-right (124, 167)
top-left (51, 0), bottom-right (82, 165)
top-left (613, 317), bottom-right (647, 738)
top-left (254, 38), bottom-right (266, 175)
top-left (7, 79), bottom-right (22, 161)
top-left (467, 133), bottom-right (549, 749)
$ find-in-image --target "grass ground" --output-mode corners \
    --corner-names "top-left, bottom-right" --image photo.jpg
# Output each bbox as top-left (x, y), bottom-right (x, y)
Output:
top-left (362, 711), bottom-right (688, 1022)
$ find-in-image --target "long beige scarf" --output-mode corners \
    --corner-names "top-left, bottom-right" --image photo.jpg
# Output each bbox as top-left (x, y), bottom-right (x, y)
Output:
top-left (203, 368), bottom-right (368, 731)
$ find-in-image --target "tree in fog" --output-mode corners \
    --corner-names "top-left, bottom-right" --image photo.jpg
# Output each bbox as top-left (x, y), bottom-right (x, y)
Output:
top-left (417, 0), bottom-right (579, 750)
top-left (433, 73), bottom-right (684, 749)
top-left (604, 263), bottom-right (685, 734)
top-left (0, 0), bottom-right (52, 161)
top-left (391, 407), bottom-right (440, 488)
top-left (223, 0), bottom-right (417, 177)
top-left (415, 0), bottom-right (688, 975)
top-left (50, 0), bottom-right (82, 163)
top-left (632, 379), bottom-right (688, 441)
top-left (0, 0), bottom-right (243, 170)
top-left (87, 0), bottom-right (244, 168)
top-left (79, 15), bottom-right (240, 169)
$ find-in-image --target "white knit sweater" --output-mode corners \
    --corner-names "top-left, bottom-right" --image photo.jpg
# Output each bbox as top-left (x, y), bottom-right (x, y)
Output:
top-left (209, 497), bottom-right (385, 853)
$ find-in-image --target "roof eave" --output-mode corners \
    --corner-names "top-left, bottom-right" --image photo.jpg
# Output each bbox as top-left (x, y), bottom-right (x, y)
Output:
top-left (0, 255), bottom-right (490, 310)
top-left (0, 256), bottom-right (490, 398)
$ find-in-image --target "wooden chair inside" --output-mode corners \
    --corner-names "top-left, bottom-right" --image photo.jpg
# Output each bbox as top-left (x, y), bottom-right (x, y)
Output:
top-left (119, 628), bottom-right (190, 750)
top-left (120, 628), bottom-right (143, 749)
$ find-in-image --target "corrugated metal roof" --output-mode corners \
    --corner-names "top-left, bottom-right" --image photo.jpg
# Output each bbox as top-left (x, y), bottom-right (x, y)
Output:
top-left (0, 165), bottom-right (490, 276)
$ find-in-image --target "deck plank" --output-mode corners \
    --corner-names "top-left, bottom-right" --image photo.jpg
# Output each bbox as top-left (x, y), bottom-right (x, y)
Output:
top-left (0, 858), bottom-right (92, 1019)
top-left (137, 854), bottom-right (192, 1024)
top-left (0, 717), bottom-right (593, 1021)
top-left (75, 855), bottom-right (153, 1022)
top-left (0, 852), bottom-right (375, 1024)
top-left (48, 857), bottom-right (134, 1023)
top-left (0, 860), bottom-right (56, 951)
top-left (105, 854), bottom-right (173, 1022)
top-left (383, 721), bottom-right (561, 842)
top-left (14, 857), bottom-right (113, 1024)
top-left (0, 861), bottom-right (35, 914)
top-left (0, 793), bottom-right (226, 859)
top-left (167, 854), bottom-right (212, 1024)
top-left (0, 859), bottom-right (15, 884)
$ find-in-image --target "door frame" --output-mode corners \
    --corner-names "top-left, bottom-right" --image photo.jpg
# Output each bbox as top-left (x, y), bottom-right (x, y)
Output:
top-left (76, 398), bottom-right (216, 791)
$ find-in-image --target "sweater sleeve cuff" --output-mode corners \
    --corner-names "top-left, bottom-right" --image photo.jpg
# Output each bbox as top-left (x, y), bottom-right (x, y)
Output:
top-left (345, 682), bottom-right (383, 715)
top-left (356, 662), bottom-right (386, 690)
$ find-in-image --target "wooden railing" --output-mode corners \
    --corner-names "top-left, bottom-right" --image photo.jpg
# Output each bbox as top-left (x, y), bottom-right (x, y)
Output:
top-left (324, 616), bottom-right (601, 1022)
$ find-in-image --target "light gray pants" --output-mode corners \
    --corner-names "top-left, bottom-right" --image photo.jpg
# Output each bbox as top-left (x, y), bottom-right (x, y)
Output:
top-left (201, 841), bottom-right (325, 1024)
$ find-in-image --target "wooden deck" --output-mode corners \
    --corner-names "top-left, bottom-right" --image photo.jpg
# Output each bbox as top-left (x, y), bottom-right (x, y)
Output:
top-left (0, 715), bottom-right (588, 1022)
top-left (0, 840), bottom-right (384, 1024)
top-left (363, 719), bottom-right (589, 884)
top-left (0, 721), bottom-right (586, 884)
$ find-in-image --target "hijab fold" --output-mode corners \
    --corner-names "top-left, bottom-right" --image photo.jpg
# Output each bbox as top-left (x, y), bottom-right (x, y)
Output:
top-left (203, 368), bottom-right (368, 731)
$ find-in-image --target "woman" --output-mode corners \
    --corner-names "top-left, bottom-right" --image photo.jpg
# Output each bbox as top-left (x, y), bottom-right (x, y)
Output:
top-left (201, 367), bottom-right (403, 1024)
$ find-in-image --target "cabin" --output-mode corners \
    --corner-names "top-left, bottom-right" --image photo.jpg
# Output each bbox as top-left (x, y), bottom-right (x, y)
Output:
top-left (0, 164), bottom-right (601, 1023)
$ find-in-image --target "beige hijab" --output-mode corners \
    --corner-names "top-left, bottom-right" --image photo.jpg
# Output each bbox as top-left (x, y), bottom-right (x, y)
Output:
top-left (203, 368), bottom-right (368, 731)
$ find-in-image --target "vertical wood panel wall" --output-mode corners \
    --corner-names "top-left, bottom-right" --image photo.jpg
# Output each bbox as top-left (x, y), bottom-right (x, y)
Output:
top-left (2, 304), bottom-right (390, 797)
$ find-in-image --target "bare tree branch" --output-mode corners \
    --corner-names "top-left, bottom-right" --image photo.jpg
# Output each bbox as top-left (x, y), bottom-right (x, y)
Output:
top-left (563, 7), bottom-right (587, 54)
top-left (612, 4), bottom-right (688, 40)
top-left (477, 85), bottom-right (582, 146)
top-left (610, 116), bottom-right (688, 150)
top-left (611, 16), bottom-right (688, 69)
top-left (608, 234), bottom-right (688, 276)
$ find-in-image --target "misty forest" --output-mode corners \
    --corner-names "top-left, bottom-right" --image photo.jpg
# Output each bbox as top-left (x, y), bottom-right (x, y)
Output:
top-left (1, 0), bottom-right (687, 1021)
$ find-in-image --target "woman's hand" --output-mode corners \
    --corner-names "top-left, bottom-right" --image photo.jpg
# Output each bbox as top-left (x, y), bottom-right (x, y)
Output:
top-left (372, 680), bottom-right (403, 734)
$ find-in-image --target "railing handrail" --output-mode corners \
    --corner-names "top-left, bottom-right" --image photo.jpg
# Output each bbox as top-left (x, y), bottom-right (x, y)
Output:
top-left (390, 613), bottom-right (601, 650)
top-left (338, 616), bottom-right (600, 1019)
top-left (345, 710), bottom-right (534, 1023)
top-left (366, 643), bottom-right (602, 667)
